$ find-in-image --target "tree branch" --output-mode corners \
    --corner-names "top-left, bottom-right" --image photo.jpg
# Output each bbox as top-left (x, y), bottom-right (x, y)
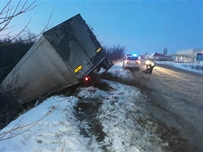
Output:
top-left (0, 0), bottom-right (37, 32)
top-left (0, 0), bottom-right (54, 44)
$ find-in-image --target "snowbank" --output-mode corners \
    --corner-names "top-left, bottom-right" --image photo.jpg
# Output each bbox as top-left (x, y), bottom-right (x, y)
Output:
top-left (155, 61), bottom-right (203, 74)
top-left (0, 96), bottom-right (94, 151)
top-left (107, 61), bottom-right (134, 79)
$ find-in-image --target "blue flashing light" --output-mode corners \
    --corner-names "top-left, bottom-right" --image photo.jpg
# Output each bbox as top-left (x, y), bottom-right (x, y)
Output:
top-left (132, 54), bottom-right (137, 56)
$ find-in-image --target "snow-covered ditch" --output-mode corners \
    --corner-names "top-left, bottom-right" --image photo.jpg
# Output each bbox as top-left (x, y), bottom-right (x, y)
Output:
top-left (0, 62), bottom-right (169, 152)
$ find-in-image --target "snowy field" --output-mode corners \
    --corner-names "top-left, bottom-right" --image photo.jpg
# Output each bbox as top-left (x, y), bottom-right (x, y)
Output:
top-left (155, 61), bottom-right (203, 74)
top-left (0, 62), bottom-right (170, 152)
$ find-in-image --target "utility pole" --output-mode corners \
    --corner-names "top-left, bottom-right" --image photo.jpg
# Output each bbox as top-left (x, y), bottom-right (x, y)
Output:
top-left (163, 48), bottom-right (167, 56)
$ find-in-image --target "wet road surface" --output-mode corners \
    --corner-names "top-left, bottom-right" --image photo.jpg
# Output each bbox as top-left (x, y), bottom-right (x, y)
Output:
top-left (131, 64), bottom-right (203, 151)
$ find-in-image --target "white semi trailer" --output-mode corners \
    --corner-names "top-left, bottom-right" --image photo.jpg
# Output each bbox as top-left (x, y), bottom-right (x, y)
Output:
top-left (1, 14), bottom-right (112, 103)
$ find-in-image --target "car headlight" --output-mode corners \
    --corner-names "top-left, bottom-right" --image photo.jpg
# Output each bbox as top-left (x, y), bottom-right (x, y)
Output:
top-left (145, 60), bottom-right (155, 66)
top-left (145, 60), bottom-right (151, 65)
top-left (151, 61), bottom-right (155, 66)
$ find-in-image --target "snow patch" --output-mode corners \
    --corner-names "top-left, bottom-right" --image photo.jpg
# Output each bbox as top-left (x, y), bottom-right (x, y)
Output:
top-left (156, 61), bottom-right (203, 74)
top-left (107, 61), bottom-right (134, 79)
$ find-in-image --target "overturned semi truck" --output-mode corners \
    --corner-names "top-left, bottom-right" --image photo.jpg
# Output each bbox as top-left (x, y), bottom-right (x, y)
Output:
top-left (1, 14), bottom-right (112, 103)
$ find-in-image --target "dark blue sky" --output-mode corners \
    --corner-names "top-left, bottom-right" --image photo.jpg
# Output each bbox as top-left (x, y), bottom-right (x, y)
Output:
top-left (1, 0), bottom-right (203, 55)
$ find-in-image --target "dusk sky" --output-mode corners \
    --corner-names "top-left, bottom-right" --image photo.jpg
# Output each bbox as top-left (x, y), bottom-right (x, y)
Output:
top-left (1, 0), bottom-right (203, 55)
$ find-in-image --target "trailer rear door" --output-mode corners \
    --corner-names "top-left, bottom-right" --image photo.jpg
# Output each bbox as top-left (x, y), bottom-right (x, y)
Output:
top-left (51, 32), bottom-right (93, 78)
top-left (69, 17), bottom-right (99, 59)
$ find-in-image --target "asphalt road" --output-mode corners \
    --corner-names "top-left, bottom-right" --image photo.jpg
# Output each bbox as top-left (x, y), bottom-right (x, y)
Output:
top-left (131, 64), bottom-right (203, 151)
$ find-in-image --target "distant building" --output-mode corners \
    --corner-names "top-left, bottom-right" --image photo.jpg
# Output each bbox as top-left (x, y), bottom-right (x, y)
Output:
top-left (171, 48), bottom-right (202, 63)
top-left (149, 52), bottom-right (172, 61)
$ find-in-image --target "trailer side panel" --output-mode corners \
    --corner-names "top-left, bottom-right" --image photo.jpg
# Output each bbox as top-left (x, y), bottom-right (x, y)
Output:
top-left (2, 36), bottom-right (78, 103)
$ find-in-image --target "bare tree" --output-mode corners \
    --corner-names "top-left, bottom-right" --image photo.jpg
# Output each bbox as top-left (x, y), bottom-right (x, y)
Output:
top-left (0, 0), bottom-right (53, 43)
top-left (104, 45), bottom-right (125, 60)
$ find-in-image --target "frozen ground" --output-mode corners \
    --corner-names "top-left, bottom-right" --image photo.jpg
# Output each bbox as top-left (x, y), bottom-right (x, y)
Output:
top-left (1, 61), bottom-right (199, 152)
top-left (0, 62), bottom-right (172, 152)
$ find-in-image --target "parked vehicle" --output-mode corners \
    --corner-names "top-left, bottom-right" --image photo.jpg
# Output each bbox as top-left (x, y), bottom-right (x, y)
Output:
top-left (1, 14), bottom-right (112, 103)
top-left (123, 56), bottom-right (140, 70)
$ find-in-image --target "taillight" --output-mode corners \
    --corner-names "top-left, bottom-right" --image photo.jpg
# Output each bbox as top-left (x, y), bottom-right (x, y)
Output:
top-left (83, 75), bottom-right (92, 86)
top-left (137, 60), bottom-right (140, 64)
top-left (84, 76), bottom-right (91, 82)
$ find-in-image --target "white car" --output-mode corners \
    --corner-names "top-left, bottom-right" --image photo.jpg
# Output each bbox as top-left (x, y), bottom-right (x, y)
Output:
top-left (123, 56), bottom-right (140, 70)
